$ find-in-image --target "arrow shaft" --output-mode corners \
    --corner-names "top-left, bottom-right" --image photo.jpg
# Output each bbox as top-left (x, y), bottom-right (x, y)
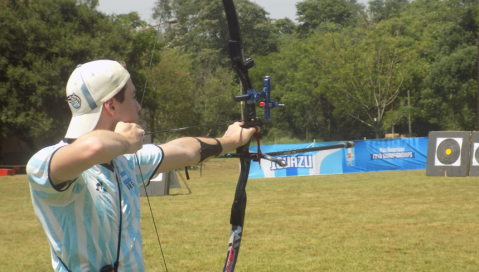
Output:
top-left (145, 120), bottom-right (242, 135)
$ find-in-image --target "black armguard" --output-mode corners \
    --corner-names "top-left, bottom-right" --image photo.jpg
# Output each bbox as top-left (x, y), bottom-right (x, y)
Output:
top-left (195, 138), bottom-right (223, 163)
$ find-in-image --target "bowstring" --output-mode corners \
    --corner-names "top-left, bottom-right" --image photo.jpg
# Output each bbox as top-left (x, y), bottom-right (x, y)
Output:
top-left (135, 154), bottom-right (168, 272)
top-left (138, 2), bottom-right (169, 271)
top-left (139, 16), bottom-right (163, 107)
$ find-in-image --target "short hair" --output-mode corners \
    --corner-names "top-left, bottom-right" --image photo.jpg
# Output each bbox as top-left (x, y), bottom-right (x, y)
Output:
top-left (113, 61), bottom-right (128, 103)
top-left (113, 84), bottom-right (127, 103)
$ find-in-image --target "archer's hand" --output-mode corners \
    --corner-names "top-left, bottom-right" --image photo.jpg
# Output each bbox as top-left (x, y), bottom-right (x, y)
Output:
top-left (114, 121), bottom-right (144, 154)
top-left (223, 122), bottom-right (259, 148)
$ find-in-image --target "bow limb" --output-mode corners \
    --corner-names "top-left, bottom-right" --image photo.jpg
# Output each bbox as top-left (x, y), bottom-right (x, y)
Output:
top-left (222, 0), bottom-right (256, 271)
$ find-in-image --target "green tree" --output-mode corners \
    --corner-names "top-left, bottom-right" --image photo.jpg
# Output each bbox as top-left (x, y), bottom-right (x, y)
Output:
top-left (422, 41), bottom-right (477, 130)
top-left (153, 0), bottom-right (278, 68)
top-left (414, 0), bottom-right (478, 131)
top-left (148, 0), bottom-right (279, 137)
top-left (116, 12), bottom-right (148, 29)
top-left (367, 0), bottom-right (409, 24)
top-left (296, 0), bottom-right (365, 36)
top-left (262, 14), bottom-right (422, 140)
top-left (273, 18), bottom-right (296, 35)
top-left (249, 37), bottom-right (342, 141)
top-left (141, 49), bottom-right (200, 142)
top-left (0, 0), bottom-right (136, 150)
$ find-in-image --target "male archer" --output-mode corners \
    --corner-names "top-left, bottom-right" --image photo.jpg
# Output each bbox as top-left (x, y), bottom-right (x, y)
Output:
top-left (27, 60), bottom-right (257, 271)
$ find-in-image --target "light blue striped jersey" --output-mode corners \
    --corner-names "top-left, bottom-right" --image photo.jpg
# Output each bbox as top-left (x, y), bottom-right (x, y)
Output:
top-left (27, 141), bottom-right (163, 272)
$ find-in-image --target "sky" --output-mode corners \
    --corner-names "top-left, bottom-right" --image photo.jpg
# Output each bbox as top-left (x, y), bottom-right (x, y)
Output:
top-left (97, 0), bottom-right (370, 24)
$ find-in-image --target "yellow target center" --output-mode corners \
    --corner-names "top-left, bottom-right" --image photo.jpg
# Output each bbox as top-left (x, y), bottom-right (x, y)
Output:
top-left (445, 149), bottom-right (452, 155)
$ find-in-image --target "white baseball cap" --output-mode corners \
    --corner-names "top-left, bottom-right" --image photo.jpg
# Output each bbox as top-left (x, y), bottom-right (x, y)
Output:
top-left (65, 60), bottom-right (130, 139)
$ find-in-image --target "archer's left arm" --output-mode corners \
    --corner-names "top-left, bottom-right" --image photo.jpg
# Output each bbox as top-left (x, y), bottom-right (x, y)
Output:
top-left (155, 122), bottom-right (257, 174)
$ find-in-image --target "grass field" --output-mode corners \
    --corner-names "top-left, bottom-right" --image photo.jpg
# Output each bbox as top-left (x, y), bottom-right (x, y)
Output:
top-left (1, 159), bottom-right (479, 271)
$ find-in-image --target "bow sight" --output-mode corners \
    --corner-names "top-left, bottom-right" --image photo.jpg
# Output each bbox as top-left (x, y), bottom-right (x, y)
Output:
top-left (233, 74), bottom-right (284, 124)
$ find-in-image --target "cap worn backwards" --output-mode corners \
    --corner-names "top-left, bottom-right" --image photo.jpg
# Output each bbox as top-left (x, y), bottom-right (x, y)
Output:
top-left (65, 60), bottom-right (130, 139)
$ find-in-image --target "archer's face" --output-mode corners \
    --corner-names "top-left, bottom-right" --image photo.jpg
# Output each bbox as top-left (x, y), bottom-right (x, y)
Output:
top-left (115, 79), bottom-right (141, 124)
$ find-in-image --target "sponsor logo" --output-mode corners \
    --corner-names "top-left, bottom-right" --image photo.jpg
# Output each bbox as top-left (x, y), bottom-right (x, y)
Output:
top-left (96, 181), bottom-right (106, 193)
top-left (271, 155), bottom-right (313, 170)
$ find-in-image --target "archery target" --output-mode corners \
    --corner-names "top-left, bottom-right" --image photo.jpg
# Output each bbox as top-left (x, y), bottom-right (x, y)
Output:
top-left (472, 143), bottom-right (479, 166)
top-left (434, 138), bottom-right (462, 166)
top-left (468, 132), bottom-right (479, 176)
top-left (426, 131), bottom-right (470, 177)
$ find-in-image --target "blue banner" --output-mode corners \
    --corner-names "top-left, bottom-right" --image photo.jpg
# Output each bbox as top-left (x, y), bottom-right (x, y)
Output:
top-left (248, 138), bottom-right (428, 178)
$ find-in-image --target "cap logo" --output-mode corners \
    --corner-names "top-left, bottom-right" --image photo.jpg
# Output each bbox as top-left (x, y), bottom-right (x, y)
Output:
top-left (67, 93), bottom-right (82, 109)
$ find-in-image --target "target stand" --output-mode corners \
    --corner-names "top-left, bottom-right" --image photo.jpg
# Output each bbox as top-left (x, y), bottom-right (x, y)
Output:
top-left (468, 132), bottom-right (479, 176)
top-left (426, 131), bottom-right (471, 177)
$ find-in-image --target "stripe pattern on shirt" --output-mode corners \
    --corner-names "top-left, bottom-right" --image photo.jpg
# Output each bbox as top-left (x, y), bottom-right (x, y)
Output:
top-left (27, 142), bottom-right (163, 272)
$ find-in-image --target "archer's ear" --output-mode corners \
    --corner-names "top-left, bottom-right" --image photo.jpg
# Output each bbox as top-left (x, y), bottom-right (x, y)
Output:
top-left (103, 98), bottom-right (116, 116)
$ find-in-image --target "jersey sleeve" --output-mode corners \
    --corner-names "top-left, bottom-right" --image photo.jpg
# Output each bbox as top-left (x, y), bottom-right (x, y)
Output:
top-left (27, 142), bottom-right (80, 204)
top-left (134, 144), bottom-right (164, 186)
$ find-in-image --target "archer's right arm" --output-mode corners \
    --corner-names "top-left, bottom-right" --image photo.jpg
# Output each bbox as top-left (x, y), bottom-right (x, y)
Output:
top-left (50, 122), bottom-right (144, 186)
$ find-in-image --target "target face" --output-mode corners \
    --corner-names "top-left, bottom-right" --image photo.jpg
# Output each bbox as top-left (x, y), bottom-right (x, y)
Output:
top-left (434, 138), bottom-right (462, 166)
top-left (472, 143), bottom-right (479, 166)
